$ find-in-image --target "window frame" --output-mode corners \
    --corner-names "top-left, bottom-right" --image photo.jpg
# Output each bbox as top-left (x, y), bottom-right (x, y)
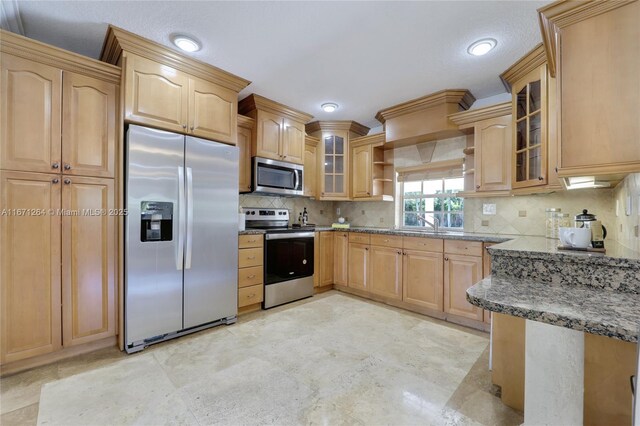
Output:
top-left (399, 176), bottom-right (464, 230)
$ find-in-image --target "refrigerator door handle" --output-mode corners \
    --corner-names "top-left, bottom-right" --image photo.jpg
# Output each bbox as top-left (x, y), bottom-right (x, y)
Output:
top-left (177, 166), bottom-right (185, 270)
top-left (185, 167), bottom-right (194, 269)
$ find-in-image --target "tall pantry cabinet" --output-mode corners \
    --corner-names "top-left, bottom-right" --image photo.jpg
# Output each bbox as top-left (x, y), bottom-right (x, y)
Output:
top-left (0, 30), bottom-right (120, 370)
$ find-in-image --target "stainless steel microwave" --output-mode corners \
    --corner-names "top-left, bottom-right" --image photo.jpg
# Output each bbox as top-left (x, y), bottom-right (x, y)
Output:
top-left (253, 157), bottom-right (304, 196)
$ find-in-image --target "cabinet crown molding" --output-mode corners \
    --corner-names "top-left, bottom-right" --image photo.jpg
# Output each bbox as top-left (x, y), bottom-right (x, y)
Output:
top-left (237, 114), bottom-right (255, 129)
top-left (1, 29), bottom-right (120, 84)
top-left (305, 134), bottom-right (320, 146)
top-left (374, 89), bottom-right (475, 124)
top-left (499, 43), bottom-right (546, 91)
top-left (305, 120), bottom-right (370, 136)
top-left (349, 132), bottom-right (385, 148)
top-left (448, 102), bottom-right (512, 127)
top-left (100, 25), bottom-right (250, 93)
top-left (238, 93), bottom-right (313, 124)
top-left (537, 0), bottom-right (636, 77)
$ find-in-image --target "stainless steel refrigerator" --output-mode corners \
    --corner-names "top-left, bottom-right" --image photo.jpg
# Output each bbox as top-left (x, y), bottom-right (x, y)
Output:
top-left (125, 125), bottom-right (238, 353)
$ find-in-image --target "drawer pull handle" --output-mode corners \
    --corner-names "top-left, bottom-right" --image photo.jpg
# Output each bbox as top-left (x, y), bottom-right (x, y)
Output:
top-left (247, 274), bottom-right (256, 279)
top-left (247, 293), bottom-right (255, 298)
top-left (248, 239), bottom-right (257, 243)
top-left (384, 239), bottom-right (389, 242)
top-left (247, 256), bottom-right (255, 260)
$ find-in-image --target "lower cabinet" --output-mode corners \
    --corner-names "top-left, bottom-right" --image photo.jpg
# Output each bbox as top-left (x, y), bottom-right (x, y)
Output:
top-left (370, 245), bottom-right (402, 300)
top-left (238, 234), bottom-right (264, 312)
top-left (333, 232), bottom-right (348, 286)
top-left (347, 242), bottom-right (369, 291)
top-left (402, 250), bottom-right (444, 311)
top-left (317, 232), bottom-right (334, 287)
top-left (443, 252), bottom-right (483, 321)
top-left (0, 171), bottom-right (116, 365)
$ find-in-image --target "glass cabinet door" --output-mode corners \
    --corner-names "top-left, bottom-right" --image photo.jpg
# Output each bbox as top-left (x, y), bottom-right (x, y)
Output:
top-left (513, 67), bottom-right (547, 188)
top-left (323, 135), bottom-right (345, 195)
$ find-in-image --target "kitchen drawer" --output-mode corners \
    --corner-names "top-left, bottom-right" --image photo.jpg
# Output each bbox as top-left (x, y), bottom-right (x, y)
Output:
top-left (238, 284), bottom-right (263, 307)
top-left (370, 234), bottom-right (402, 248)
top-left (238, 265), bottom-right (263, 288)
top-left (238, 247), bottom-right (263, 268)
top-left (444, 240), bottom-right (483, 257)
top-left (348, 233), bottom-right (370, 244)
top-left (403, 237), bottom-right (443, 252)
top-left (239, 234), bottom-right (263, 249)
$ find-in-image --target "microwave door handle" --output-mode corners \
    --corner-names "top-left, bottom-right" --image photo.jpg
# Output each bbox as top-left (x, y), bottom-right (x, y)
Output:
top-left (177, 166), bottom-right (185, 270)
top-left (294, 169), bottom-right (300, 190)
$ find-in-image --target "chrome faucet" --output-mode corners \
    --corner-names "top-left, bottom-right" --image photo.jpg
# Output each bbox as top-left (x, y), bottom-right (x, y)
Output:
top-left (413, 213), bottom-right (440, 232)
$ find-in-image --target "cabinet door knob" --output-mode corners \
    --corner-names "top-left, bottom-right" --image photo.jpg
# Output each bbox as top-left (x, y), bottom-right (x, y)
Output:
top-left (63, 163), bottom-right (71, 170)
top-left (183, 124), bottom-right (187, 129)
top-left (444, 257), bottom-right (449, 261)
top-left (365, 247), bottom-right (369, 251)
top-left (64, 179), bottom-right (71, 185)
top-left (190, 126), bottom-right (194, 131)
top-left (538, 176), bottom-right (544, 180)
top-left (397, 251), bottom-right (401, 255)
top-left (52, 178), bottom-right (59, 184)
top-left (476, 185), bottom-right (480, 189)
top-left (52, 162), bottom-right (60, 169)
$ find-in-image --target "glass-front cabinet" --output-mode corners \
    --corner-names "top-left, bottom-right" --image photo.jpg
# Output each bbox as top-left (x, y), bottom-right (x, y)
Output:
top-left (323, 134), bottom-right (346, 197)
top-left (511, 64), bottom-right (548, 189)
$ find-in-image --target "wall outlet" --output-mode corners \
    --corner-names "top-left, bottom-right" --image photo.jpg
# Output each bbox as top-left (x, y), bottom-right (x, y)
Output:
top-left (379, 217), bottom-right (384, 223)
top-left (336, 207), bottom-right (341, 216)
top-left (361, 210), bottom-right (366, 215)
top-left (482, 204), bottom-right (496, 215)
top-left (519, 210), bottom-right (527, 217)
top-left (626, 195), bottom-right (632, 216)
top-left (635, 225), bottom-right (639, 238)
top-left (481, 220), bottom-right (490, 227)
top-left (320, 209), bottom-right (324, 215)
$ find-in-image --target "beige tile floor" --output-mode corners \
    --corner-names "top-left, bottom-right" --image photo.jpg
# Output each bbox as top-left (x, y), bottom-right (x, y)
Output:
top-left (0, 291), bottom-right (523, 426)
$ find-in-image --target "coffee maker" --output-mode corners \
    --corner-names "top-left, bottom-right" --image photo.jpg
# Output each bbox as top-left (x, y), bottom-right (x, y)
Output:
top-left (574, 209), bottom-right (607, 249)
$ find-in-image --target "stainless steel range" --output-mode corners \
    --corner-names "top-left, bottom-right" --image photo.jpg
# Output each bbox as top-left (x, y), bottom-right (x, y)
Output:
top-left (243, 208), bottom-right (314, 308)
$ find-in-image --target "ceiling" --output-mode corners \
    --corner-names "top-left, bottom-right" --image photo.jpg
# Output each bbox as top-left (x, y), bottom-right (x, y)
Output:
top-left (9, 1), bottom-right (548, 129)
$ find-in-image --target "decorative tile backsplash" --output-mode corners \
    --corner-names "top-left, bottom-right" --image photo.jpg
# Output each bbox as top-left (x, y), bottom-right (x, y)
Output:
top-left (614, 173), bottom-right (640, 251)
top-left (239, 194), bottom-right (335, 226)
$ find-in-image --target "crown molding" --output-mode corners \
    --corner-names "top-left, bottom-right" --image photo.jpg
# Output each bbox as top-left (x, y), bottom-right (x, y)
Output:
top-left (538, 0), bottom-right (635, 77)
top-left (100, 25), bottom-right (250, 92)
top-left (238, 93), bottom-right (313, 124)
top-left (349, 132), bottom-right (385, 148)
top-left (237, 114), bottom-right (255, 129)
top-left (1, 29), bottom-right (120, 83)
top-left (499, 43), bottom-right (546, 91)
top-left (374, 89), bottom-right (475, 124)
top-left (0, 0), bottom-right (24, 35)
top-left (305, 134), bottom-right (319, 147)
top-left (305, 120), bottom-right (370, 136)
top-left (448, 102), bottom-right (512, 126)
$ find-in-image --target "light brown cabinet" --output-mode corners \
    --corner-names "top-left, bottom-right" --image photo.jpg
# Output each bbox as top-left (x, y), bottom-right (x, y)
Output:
top-left (540, 0), bottom-right (640, 181)
top-left (370, 245), bottom-right (402, 300)
top-left (318, 232), bottom-right (334, 287)
top-left (304, 135), bottom-right (319, 198)
top-left (350, 133), bottom-right (394, 201)
top-left (123, 54), bottom-right (237, 145)
top-left (402, 249), bottom-right (444, 311)
top-left (306, 121), bottom-right (370, 200)
top-left (443, 252), bottom-right (483, 321)
top-left (238, 235), bottom-right (264, 313)
top-left (62, 176), bottom-right (116, 347)
top-left (333, 232), bottom-right (349, 286)
top-left (0, 54), bottom-right (62, 175)
top-left (474, 115), bottom-right (512, 192)
top-left (238, 94), bottom-right (312, 165)
top-left (352, 144), bottom-right (372, 198)
top-left (237, 115), bottom-right (254, 193)
top-left (347, 242), bottom-right (369, 292)
top-left (0, 171), bottom-right (62, 364)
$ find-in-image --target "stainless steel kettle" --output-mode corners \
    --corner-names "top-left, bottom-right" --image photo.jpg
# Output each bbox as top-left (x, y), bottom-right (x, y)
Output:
top-left (574, 209), bottom-right (607, 239)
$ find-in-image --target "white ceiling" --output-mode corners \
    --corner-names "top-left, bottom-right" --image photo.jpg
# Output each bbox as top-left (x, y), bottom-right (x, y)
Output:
top-left (11, 0), bottom-right (548, 128)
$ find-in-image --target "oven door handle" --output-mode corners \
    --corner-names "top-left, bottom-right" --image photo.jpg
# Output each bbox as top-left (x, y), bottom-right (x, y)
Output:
top-left (265, 232), bottom-right (315, 240)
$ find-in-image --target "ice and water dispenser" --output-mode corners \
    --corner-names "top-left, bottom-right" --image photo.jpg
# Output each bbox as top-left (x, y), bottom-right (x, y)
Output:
top-left (140, 201), bottom-right (173, 242)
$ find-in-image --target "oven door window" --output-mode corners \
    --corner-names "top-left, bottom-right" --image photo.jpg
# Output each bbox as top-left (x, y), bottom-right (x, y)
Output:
top-left (265, 237), bottom-right (314, 284)
top-left (257, 164), bottom-right (296, 190)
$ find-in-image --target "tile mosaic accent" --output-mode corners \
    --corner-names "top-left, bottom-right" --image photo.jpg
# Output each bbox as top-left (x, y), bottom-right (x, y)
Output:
top-left (614, 173), bottom-right (640, 251)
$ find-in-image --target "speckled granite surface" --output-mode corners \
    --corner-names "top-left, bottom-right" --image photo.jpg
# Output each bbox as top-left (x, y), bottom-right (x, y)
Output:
top-left (314, 227), bottom-right (510, 243)
top-left (238, 229), bottom-right (266, 235)
top-left (467, 276), bottom-right (640, 342)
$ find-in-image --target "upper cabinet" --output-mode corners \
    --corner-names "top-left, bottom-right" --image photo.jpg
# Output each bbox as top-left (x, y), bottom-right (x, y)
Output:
top-left (350, 133), bottom-right (394, 201)
top-left (101, 25), bottom-right (250, 145)
top-left (500, 44), bottom-right (562, 194)
top-left (238, 94), bottom-right (312, 165)
top-left (237, 115), bottom-right (254, 193)
top-left (375, 89), bottom-right (475, 149)
top-left (1, 30), bottom-right (120, 178)
top-left (539, 0), bottom-right (640, 184)
top-left (449, 102), bottom-right (513, 196)
top-left (304, 135), bottom-right (319, 198)
top-left (306, 121), bottom-right (369, 200)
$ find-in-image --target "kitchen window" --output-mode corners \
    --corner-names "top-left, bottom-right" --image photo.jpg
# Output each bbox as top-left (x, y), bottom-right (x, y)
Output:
top-left (396, 159), bottom-right (465, 230)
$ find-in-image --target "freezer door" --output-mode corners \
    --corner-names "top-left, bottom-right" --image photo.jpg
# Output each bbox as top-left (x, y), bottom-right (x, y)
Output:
top-left (126, 125), bottom-right (185, 345)
top-left (183, 136), bottom-right (239, 328)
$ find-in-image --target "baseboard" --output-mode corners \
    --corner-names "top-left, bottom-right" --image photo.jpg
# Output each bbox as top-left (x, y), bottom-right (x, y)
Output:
top-left (238, 303), bottom-right (262, 315)
top-left (314, 284), bottom-right (334, 294)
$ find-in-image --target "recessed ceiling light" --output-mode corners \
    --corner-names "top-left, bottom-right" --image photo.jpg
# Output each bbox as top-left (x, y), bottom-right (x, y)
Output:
top-left (171, 34), bottom-right (201, 53)
top-left (321, 103), bottom-right (339, 113)
top-left (467, 38), bottom-right (497, 56)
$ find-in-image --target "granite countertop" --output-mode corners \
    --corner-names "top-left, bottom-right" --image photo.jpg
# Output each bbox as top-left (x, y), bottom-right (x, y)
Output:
top-left (467, 276), bottom-right (640, 342)
top-left (488, 235), bottom-right (640, 266)
top-left (239, 229), bottom-right (266, 235)
top-left (314, 226), bottom-right (510, 243)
